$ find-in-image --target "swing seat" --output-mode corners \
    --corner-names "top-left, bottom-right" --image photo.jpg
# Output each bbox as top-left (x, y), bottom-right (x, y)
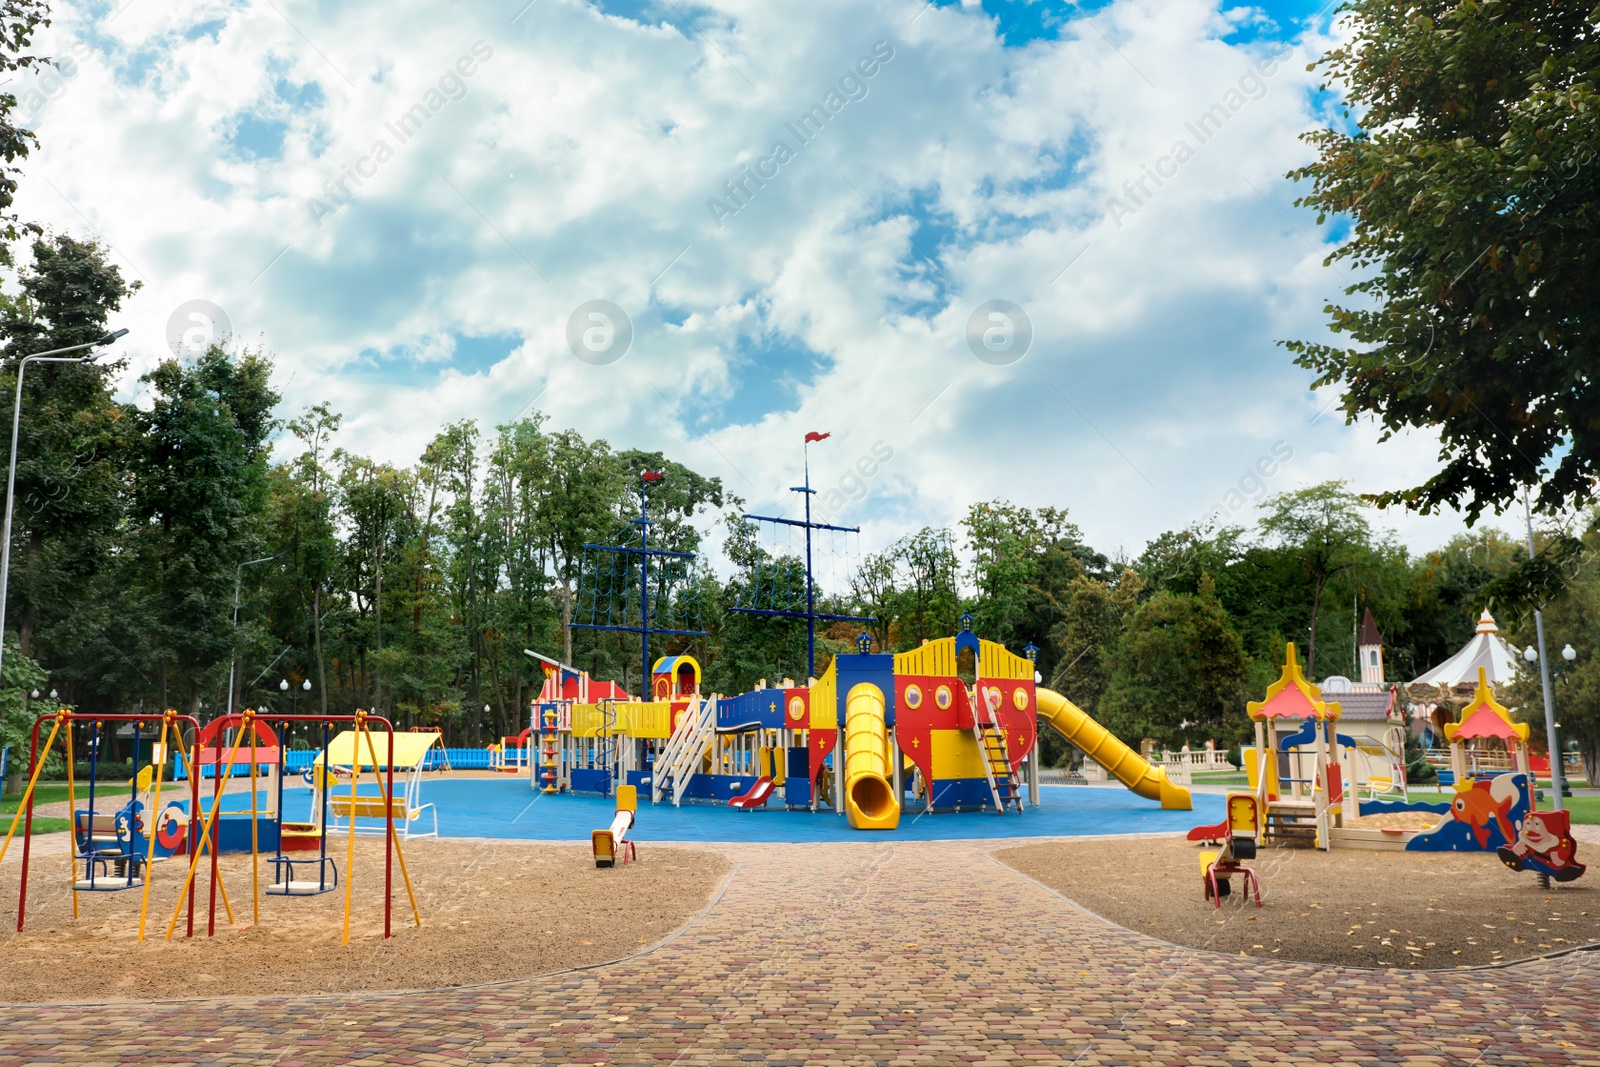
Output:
top-left (74, 852), bottom-right (146, 892)
top-left (267, 855), bottom-right (339, 896)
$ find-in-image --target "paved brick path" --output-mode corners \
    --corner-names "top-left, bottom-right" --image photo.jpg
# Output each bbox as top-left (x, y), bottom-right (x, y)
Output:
top-left (3, 839), bottom-right (1598, 1065)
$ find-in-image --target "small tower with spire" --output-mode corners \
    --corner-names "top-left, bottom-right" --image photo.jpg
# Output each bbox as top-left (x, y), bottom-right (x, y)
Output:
top-left (1358, 608), bottom-right (1385, 684)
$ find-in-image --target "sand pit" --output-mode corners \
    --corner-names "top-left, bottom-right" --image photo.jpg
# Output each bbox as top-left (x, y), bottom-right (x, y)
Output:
top-left (997, 836), bottom-right (1600, 970)
top-left (0, 835), bottom-right (730, 1003)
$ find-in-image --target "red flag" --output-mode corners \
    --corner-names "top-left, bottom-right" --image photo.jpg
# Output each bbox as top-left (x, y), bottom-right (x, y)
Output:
top-left (804, 431), bottom-right (831, 443)
top-left (642, 470), bottom-right (664, 482)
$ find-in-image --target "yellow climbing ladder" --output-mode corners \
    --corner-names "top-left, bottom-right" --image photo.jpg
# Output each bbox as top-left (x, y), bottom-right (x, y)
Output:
top-left (974, 722), bottom-right (1022, 813)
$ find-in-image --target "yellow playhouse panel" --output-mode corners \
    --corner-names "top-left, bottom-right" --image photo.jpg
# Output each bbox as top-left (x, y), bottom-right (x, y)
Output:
top-left (929, 729), bottom-right (987, 780)
top-left (615, 701), bottom-right (673, 739)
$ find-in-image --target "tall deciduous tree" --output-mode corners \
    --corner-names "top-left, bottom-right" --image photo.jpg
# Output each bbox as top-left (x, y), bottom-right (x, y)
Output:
top-left (0, 236), bottom-right (137, 676)
top-left (130, 346), bottom-right (277, 713)
top-left (1259, 481), bottom-right (1374, 677)
top-left (0, 1), bottom-right (49, 246)
top-left (1099, 580), bottom-right (1250, 750)
top-left (1287, 0), bottom-right (1600, 520)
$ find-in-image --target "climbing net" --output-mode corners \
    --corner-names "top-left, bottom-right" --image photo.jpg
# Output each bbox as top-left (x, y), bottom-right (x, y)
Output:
top-left (574, 523), bottom-right (704, 634)
top-left (730, 517), bottom-right (862, 614)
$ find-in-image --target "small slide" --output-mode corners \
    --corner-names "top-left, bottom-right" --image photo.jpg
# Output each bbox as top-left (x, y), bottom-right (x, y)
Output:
top-left (1036, 688), bottom-right (1192, 810)
top-left (843, 683), bottom-right (900, 830)
top-left (728, 777), bottom-right (776, 810)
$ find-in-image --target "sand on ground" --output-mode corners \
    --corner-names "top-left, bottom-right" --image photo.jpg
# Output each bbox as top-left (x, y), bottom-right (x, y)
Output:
top-left (0, 834), bottom-right (730, 1003)
top-left (997, 836), bottom-right (1600, 970)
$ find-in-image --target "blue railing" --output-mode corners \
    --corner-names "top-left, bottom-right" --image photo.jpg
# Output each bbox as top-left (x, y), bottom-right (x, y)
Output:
top-left (171, 746), bottom-right (501, 779)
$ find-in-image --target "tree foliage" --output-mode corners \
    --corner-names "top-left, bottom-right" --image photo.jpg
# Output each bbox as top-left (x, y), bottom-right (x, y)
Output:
top-left (1287, 0), bottom-right (1600, 520)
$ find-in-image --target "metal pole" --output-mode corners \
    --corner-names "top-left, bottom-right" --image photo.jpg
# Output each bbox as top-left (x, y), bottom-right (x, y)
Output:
top-left (0, 332), bottom-right (126, 681)
top-left (803, 445), bottom-right (816, 679)
top-left (639, 477), bottom-right (650, 692)
top-left (226, 554), bottom-right (280, 718)
top-left (1524, 492), bottom-right (1565, 809)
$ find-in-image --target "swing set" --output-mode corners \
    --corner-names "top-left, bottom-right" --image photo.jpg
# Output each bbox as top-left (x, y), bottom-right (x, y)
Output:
top-left (163, 710), bottom-right (421, 944)
top-left (0, 708), bottom-right (423, 945)
top-left (0, 709), bottom-right (203, 938)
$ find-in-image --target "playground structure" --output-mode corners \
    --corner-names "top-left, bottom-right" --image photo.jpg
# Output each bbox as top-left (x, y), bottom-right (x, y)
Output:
top-left (1227, 646), bottom-right (1581, 874)
top-left (529, 615), bottom-right (1192, 829)
top-left (1, 707), bottom-right (424, 943)
top-left (0, 710), bottom-right (203, 938)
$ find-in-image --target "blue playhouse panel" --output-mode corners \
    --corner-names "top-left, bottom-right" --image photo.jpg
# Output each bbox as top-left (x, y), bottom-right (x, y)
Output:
top-left (716, 690), bottom-right (788, 730)
top-left (214, 813), bottom-right (281, 854)
top-left (784, 744), bottom-right (812, 806)
top-left (682, 774), bottom-right (760, 803)
top-left (833, 653), bottom-right (896, 727)
top-left (625, 769), bottom-right (652, 790)
top-left (570, 768), bottom-right (612, 796)
top-left (784, 777), bottom-right (811, 807)
top-left (1406, 772), bottom-right (1531, 852)
top-left (929, 778), bottom-right (996, 811)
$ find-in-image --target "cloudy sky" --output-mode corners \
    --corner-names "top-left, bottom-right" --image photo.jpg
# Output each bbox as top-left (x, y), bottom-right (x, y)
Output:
top-left (12, 0), bottom-right (1514, 562)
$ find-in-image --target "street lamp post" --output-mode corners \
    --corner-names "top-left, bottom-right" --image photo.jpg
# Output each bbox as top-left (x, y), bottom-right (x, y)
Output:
top-left (1524, 642), bottom-right (1579, 800)
top-left (1523, 491), bottom-right (1568, 809)
top-left (0, 329), bottom-right (129, 681)
top-left (225, 554), bottom-right (281, 718)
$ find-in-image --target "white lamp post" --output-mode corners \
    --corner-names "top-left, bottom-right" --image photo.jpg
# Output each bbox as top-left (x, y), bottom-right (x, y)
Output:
top-left (0, 329), bottom-right (129, 681)
top-left (1525, 642), bottom-right (1579, 802)
top-left (225, 554), bottom-right (280, 718)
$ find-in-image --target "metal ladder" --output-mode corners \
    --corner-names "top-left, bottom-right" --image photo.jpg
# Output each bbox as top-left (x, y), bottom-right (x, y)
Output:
top-left (973, 718), bottom-right (1023, 814)
top-left (652, 696), bottom-right (715, 806)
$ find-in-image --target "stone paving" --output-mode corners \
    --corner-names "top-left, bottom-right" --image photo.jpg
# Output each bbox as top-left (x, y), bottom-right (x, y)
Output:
top-left (3, 838), bottom-right (1599, 1065)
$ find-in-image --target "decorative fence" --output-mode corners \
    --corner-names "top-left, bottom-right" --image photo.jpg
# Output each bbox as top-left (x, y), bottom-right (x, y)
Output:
top-left (170, 746), bottom-right (498, 779)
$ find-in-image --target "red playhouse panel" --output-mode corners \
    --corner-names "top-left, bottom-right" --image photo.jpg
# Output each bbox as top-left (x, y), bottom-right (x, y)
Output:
top-left (978, 679), bottom-right (1038, 774)
top-left (895, 676), bottom-right (974, 731)
top-left (809, 724), bottom-right (838, 796)
top-left (784, 688), bottom-right (809, 730)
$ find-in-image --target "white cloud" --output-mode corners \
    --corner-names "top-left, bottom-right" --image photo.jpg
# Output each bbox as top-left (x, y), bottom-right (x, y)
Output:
top-left (12, 0), bottom-right (1495, 566)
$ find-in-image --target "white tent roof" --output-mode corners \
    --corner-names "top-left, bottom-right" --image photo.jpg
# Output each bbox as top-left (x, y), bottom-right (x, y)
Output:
top-left (1408, 610), bottom-right (1519, 689)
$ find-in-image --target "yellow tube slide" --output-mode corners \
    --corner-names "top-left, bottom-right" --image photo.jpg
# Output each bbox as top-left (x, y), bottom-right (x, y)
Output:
top-left (1036, 688), bottom-right (1192, 810)
top-left (843, 683), bottom-right (900, 830)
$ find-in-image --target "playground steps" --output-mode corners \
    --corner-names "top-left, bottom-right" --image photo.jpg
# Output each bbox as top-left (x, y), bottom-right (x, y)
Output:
top-left (652, 696), bottom-right (715, 807)
top-left (1264, 799), bottom-right (1318, 844)
top-left (973, 722), bottom-right (1023, 814)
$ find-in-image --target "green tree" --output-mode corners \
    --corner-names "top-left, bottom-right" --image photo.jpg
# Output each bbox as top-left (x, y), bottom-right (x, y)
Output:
top-left (0, 236), bottom-right (137, 676)
top-left (1258, 481), bottom-right (1374, 678)
top-left (0, 1), bottom-right (50, 245)
top-left (538, 430), bottom-right (626, 662)
top-left (1099, 580), bottom-right (1250, 749)
top-left (266, 404), bottom-right (341, 716)
top-left (1507, 539), bottom-right (1600, 787)
top-left (0, 640), bottom-right (47, 781)
top-left (1286, 0), bottom-right (1600, 519)
top-left (961, 502), bottom-right (1081, 648)
top-left (128, 346), bottom-right (278, 714)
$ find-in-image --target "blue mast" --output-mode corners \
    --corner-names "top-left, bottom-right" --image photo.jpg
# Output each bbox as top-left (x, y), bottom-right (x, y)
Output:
top-left (571, 472), bottom-right (706, 694)
top-left (731, 441), bottom-right (871, 678)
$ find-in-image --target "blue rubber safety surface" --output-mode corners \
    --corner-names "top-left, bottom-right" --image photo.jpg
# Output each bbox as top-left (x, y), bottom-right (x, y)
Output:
top-left (305, 778), bottom-right (1224, 843)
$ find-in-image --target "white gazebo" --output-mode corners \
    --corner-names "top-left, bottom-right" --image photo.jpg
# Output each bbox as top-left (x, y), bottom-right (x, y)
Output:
top-left (1408, 609), bottom-right (1519, 690)
top-left (1406, 609), bottom-right (1521, 744)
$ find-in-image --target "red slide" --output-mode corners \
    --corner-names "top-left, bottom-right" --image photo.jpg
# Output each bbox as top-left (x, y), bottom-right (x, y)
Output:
top-left (728, 777), bottom-right (775, 810)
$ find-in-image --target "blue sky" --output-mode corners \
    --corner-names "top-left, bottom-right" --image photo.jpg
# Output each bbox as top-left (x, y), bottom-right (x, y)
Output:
top-left (13, 0), bottom-right (1508, 560)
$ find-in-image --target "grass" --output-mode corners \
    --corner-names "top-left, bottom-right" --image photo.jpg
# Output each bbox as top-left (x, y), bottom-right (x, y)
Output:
top-left (1, 782), bottom-right (132, 838)
top-left (1389, 788), bottom-right (1600, 825)
top-left (1191, 771), bottom-right (1248, 786)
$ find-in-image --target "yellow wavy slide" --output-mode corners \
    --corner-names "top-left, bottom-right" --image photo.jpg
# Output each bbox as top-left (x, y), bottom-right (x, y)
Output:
top-left (1036, 688), bottom-right (1192, 810)
top-left (843, 683), bottom-right (900, 830)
